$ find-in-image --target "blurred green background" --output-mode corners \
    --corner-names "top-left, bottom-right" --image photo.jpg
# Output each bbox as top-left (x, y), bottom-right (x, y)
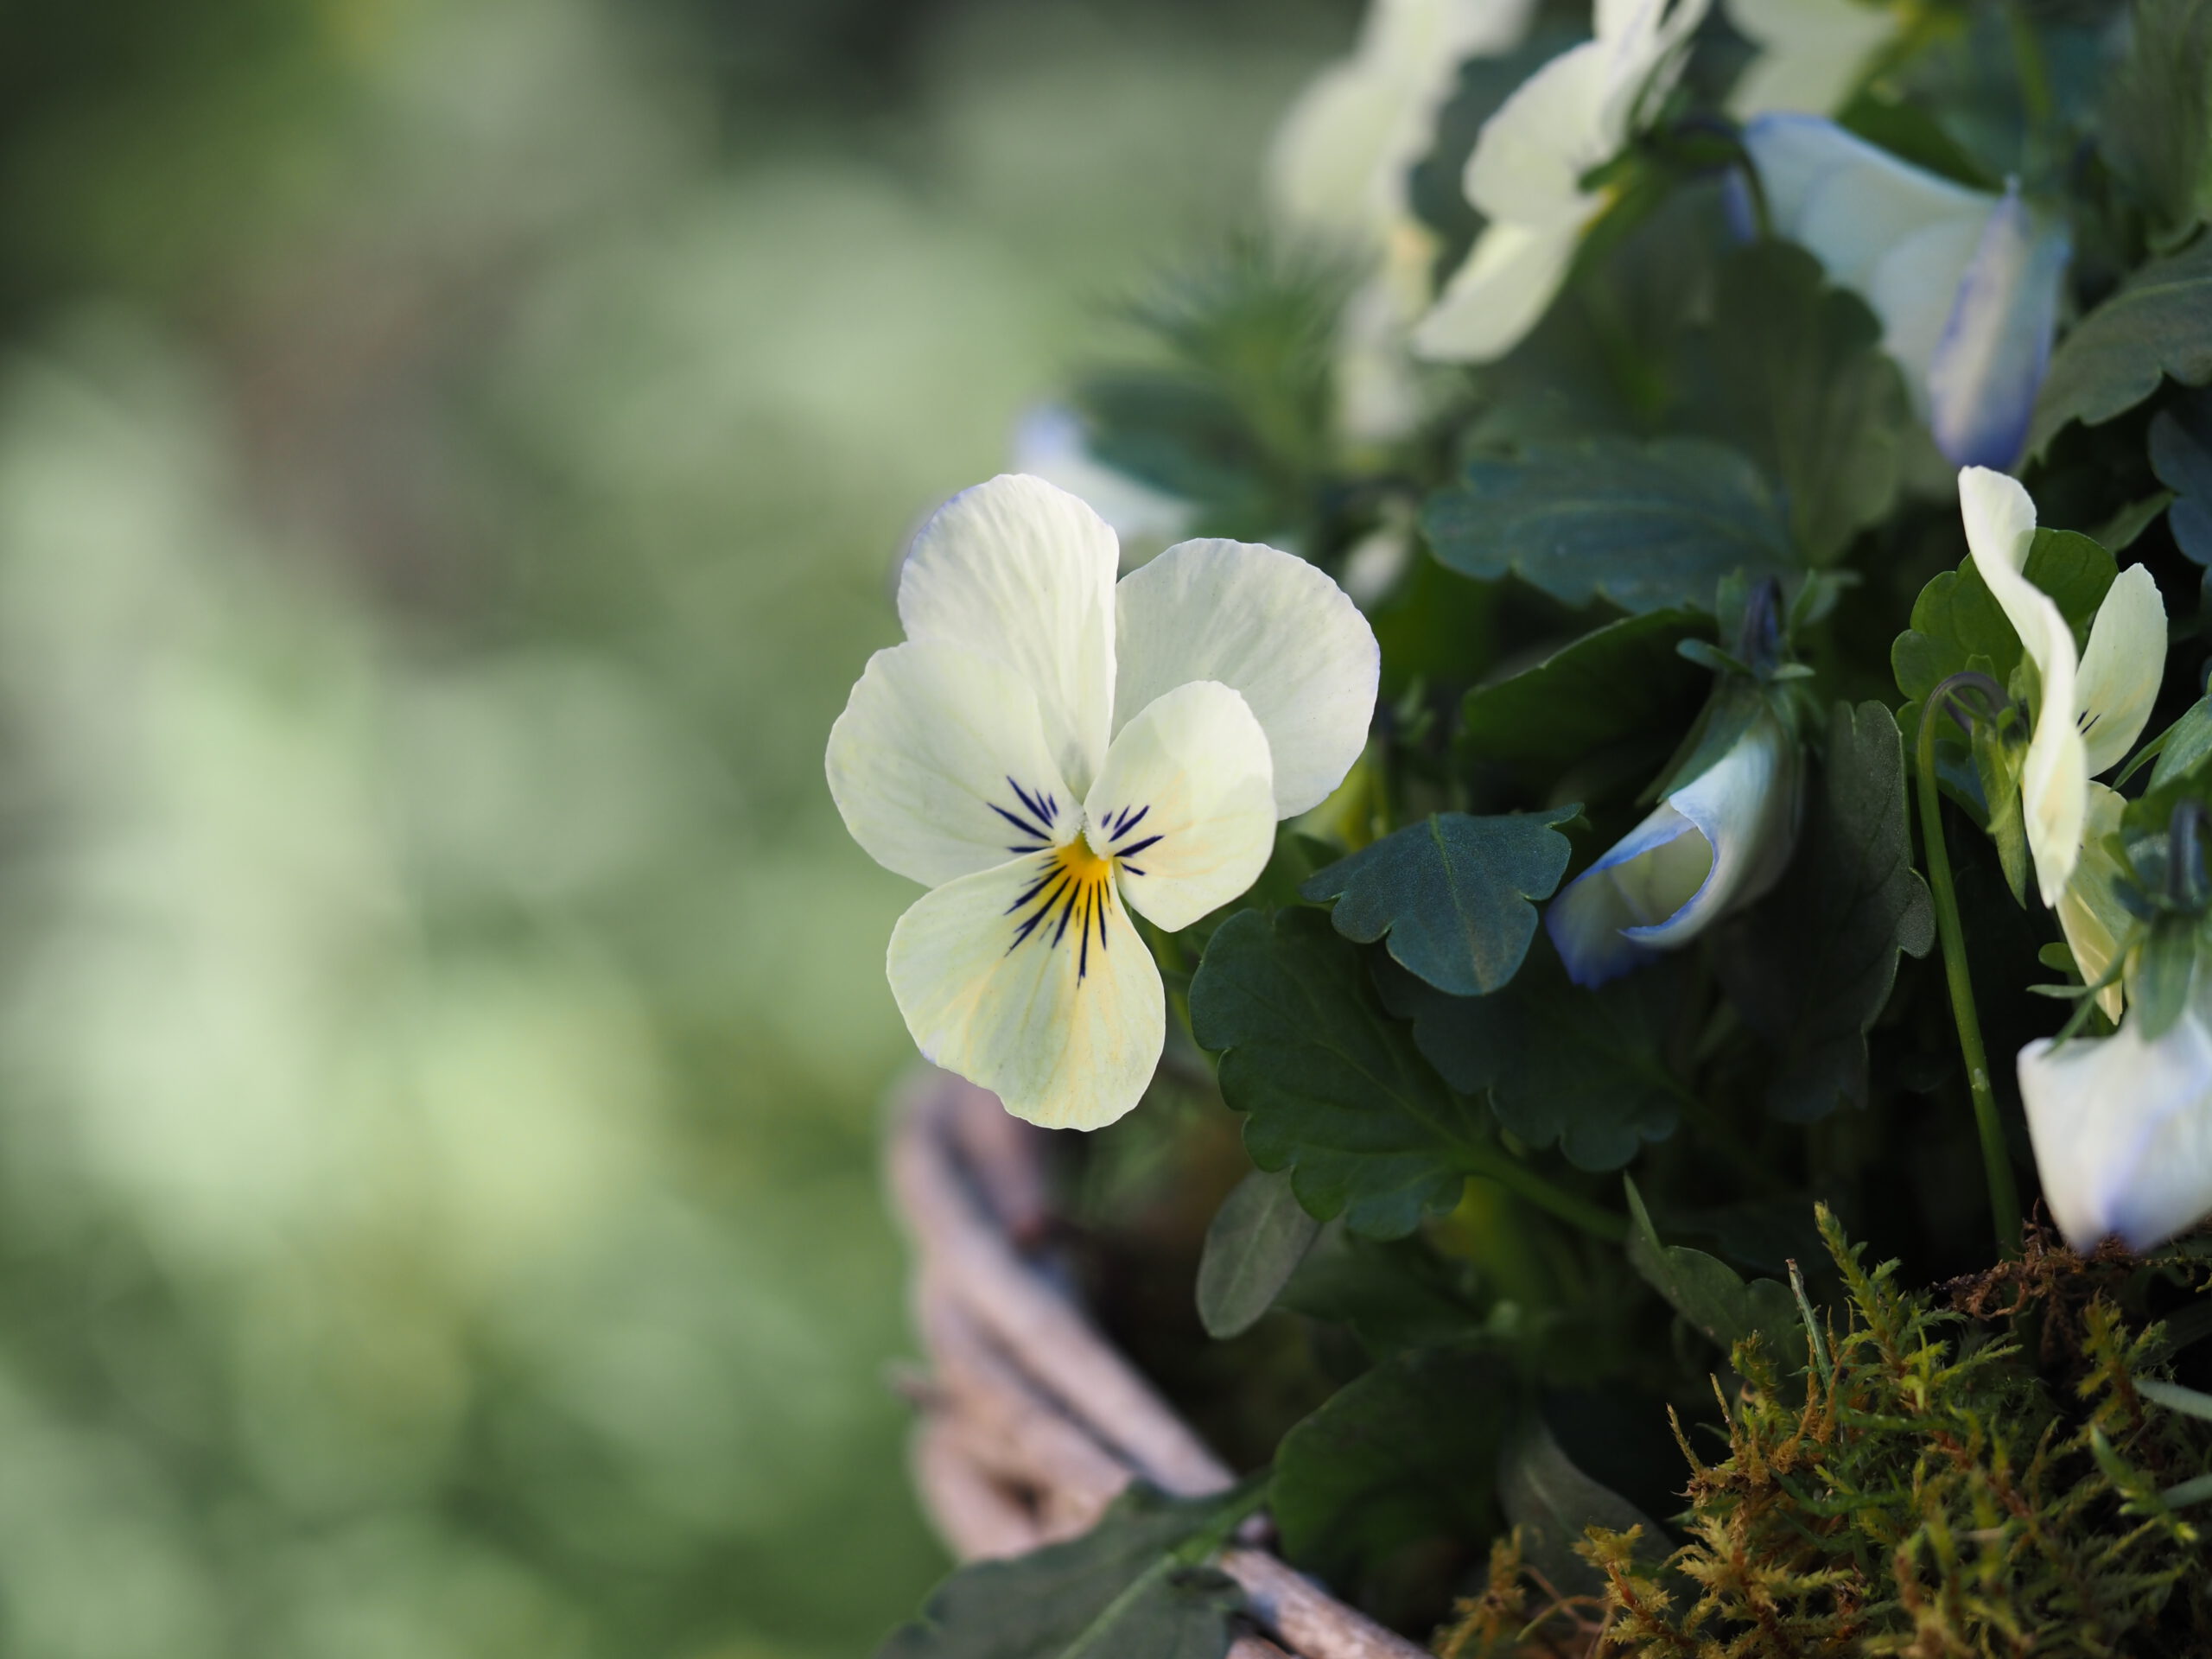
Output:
top-left (0, 1), bottom-right (1345, 1653)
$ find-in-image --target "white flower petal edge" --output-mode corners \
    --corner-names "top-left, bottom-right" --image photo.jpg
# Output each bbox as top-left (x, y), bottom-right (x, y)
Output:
top-left (1084, 681), bottom-right (1275, 933)
top-left (899, 474), bottom-right (1119, 794)
top-left (2056, 783), bottom-right (2131, 1023)
top-left (1724, 0), bottom-right (1897, 119)
top-left (1546, 712), bottom-right (1799, 987)
top-left (1114, 539), bottom-right (1382, 818)
top-left (825, 640), bottom-right (1075, 888)
top-left (1414, 0), bottom-right (1710, 364)
top-left (888, 854), bottom-right (1165, 1132)
top-left (2019, 1010), bottom-right (2212, 1251)
top-left (1745, 116), bottom-right (2069, 469)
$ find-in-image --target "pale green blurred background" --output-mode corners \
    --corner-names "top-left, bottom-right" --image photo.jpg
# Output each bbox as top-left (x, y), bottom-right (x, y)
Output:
top-left (0, 2), bottom-right (1342, 1652)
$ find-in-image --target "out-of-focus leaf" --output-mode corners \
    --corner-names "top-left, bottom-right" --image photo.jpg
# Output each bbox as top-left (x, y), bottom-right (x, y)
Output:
top-left (1715, 702), bottom-right (1935, 1122)
top-left (2029, 236), bottom-right (2212, 455)
top-left (2101, 0), bottom-right (2212, 237)
top-left (1624, 1179), bottom-right (1805, 1366)
top-left (1272, 1341), bottom-right (1514, 1591)
top-left (1300, 808), bottom-right (1580, 996)
top-left (2152, 386), bottom-right (2212, 565)
top-left (2152, 696), bottom-right (2212, 786)
top-left (1377, 953), bottom-right (1685, 1173)
top-left (1277, 1225), bottom-right (1488, 1357)
top-left (876, 1485), bottom-right (1244, 1659)
top-left (1459, 609), bottom-right (1709, 767)
top-left (1422, 438), bottom-right (1798, 615)
top-left (1195, 1168), bottom-right (1321, 1339)
top-left (1678, 240), bottom-right (1913, 563)
top-left (1497, 1417), bottom-right (1662, 1599)
top-left (1189, 908), bottom-right (1487, 1239)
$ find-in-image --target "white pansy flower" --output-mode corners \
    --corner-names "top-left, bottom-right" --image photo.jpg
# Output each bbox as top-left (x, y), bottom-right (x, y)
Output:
top-left (827, 474), bottom-right (1379, 1130)
top-left (1010, 404), bottom-right (1196, 563)
top-left (1270, 0), bottom-right (1540, 442)
top-left (1958, 467), bottom-right (2165, 907)
top-left (1744, 116), bottom-right (2070, 468)
top-left (1546, 709), bottom-right (1800, 986)
top-left (1725, 0), bottom-right (1898, 119)
top-left (2019, 1007), bottom-right (2212, 1250)
top-left (1414, 0), bottom-right (1712, 365)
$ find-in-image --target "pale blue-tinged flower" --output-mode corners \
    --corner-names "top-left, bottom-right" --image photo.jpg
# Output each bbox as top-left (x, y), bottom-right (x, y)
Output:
top-left (1743, 116), bottom-right (2069, 469)
top-left (1414, 0), bottom-right (1712, 364)
top-left (1958, 467), bottom-right (2165, 907)
top-left (1545, 709), bottom-right (1800, 986)
top-left (826, 474), bottom-right (1379, 1128)
top-left (2019, 1007), bottom-right (2212, 1249)
top-left (1269, 0), bottom-right (1541, 440)
top-left (1725, 0), bottom-right (1899, 118)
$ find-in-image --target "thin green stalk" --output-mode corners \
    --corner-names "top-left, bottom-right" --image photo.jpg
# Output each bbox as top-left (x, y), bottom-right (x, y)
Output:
top-left (1916, 679), bottom-right (2024, 1258)
top-left (1460, 1141), bottom-right (1628, 1243)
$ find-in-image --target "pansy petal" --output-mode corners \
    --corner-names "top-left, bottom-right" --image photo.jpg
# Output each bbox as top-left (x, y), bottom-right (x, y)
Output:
top-left (1085, 681), bottom-right (1276, 933)
top-left (2022, 611), bottom-right (2087, 906)
top-left (1924, 191), bottom-right (2069, 469)
top-left (1412, 214), bottom-right (1590, 364)
top-left (1865, 213), bottom-right (1986, 423)
top-left (826, 640), bottom-right (1077, 887)
top-left (1957, 465), bottom-right (2048, 664)
top-left (2019, 1011), bottom-right (2212, 1250)
top-left (898, 474), bottom-right (1119, 795)
top-left (887, 853), bottom-right (1164, 1132)
top-left (1462, 42), bottom-right (1611, 222)
top-left (1725, 0), bottom-right (1895, 118)
top-left (2075, 565), bottom-right (2167, 777)
top-left (2056, 782), bottom-right (2131, 1023)
top-left (1792, 147), bottom-right (1986, 291)
top-left (1628, 713), bottom-right (1799, 950)
top-left (1545, 804), bottom-right (1709, 987)
top-left (1112, 540), bottom-right (1379, 817)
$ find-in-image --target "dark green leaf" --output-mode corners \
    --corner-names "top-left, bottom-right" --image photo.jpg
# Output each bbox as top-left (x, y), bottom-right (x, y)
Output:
top-left (877, 1485), bottom-right (1244, 1659)
top-left (2101, 0), bottom-right (2212, 236)
top-left (1624, 1179), bottom-right (1805, 1366)
top-left (1301, 809), bottom-right (1580, 996)
top-left (1272, 1341), bottom-right (1514, 1590)
top-left (1497, 1417), bottom-right (1663, 1600)
top-left (1276, 1225), bottom-right (1489, 1357)
top-left (1676, 240), bottom-right (1913, 563)
top-left (1714, 702), bottom-right (1936, 1121)
top-left (2091, 489), bottom-right (2179, 552)
top-left (1189, 908), bottom-right (1489, 1239)
top-left (1195, 1168), bottom-right (1321, 1339)
top-left (2152, 697), bottom-right (2212, 786)
top-left (2152, 386), bottom-right (2212, 564)
top-left (1459, 609), bottom-right (1710, 767)
top-left (1376, 952), bottom-right (1685, 1172)
top-left (2029, 234), bottom-right (2212, 456)
top-left (1422, 438), bottom-right (1798, 614)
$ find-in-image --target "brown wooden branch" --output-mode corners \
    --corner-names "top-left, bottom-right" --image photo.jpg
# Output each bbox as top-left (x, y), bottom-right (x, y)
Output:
top-left (887, 1065), bottom-right (1430, 1659)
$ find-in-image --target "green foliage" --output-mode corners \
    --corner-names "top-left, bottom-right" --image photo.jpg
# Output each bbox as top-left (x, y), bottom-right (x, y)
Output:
top-left (1378, 953), bottom-right (1687, 1172)
top-left (1624, 1179), bottom-right (1805, 1363)
top-left (1300, 807), bottom-right (1580, 996)
top-left (2152, 385), bottom-right (2212, 565)
top-left (877, 1486), bottom-right (1247, 1659)
top-left (1458, 609), bottom-right (1710, 770)
top-left (1497, 1417), bottom-right (1662, 1601)
top-left (1676, 240), bottom-right (1912, 564)
top-left (1189, 907), bottom-right (1489, 1238)
top-left (1271, 1341), bottom-right (1515, 1593)
top-left (1892, 530), bottom-right (2120, 704)
top-left (1195, 1167), bottom-right (1321, 1339)
top-left (2101, 0), bottom-right (2212, 239)
top-left (1715, 702), bottom-right (1936, 1122)
top-left (2030, 234), bottom-right (2212, 455)
top-left (1422, 438), bottom-right (1799, 615)
top-left (1591, 1214), bottom-right (2212, 1655)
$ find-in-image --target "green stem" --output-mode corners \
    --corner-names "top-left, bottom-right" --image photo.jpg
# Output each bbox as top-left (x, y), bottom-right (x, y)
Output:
top-left (1459, 1141), bottom-right (1628, 1244)
top-left (1915, 680), bottom-right (2024, 1258)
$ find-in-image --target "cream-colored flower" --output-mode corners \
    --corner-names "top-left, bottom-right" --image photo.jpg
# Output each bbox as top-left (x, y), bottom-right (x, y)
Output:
top-left (1958, 467), bottom-right (2165, 908)
top-left (1269, 0), bottom-right (1540, 441)
top-left (1725, 0), bottom-right (1898, 118)
top-left (826, 475), bottom-right (1379, 1128)
top-left (1414, 0), bottom-right (1711, 364)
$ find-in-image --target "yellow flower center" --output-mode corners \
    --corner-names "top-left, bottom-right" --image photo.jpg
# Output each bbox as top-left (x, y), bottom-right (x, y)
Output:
top-left (1007, 836), bottom-right (1120, 981)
